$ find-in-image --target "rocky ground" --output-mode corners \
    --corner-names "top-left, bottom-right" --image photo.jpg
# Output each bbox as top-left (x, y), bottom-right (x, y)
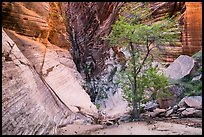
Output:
top-left (57, 117), bottom-right (202, 135)
top-left (57, 94), bottom-right (202, 135)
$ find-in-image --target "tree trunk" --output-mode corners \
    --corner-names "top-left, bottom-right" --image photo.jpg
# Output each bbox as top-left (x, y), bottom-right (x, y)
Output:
top-left (129, 42), bottom-right (139, 120)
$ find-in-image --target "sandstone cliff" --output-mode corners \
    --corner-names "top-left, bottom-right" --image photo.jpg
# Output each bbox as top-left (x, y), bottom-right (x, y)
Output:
top-left (182, 2), bottom-right (202, 56)
top-left (2, 28), bottom-right (75, 135)
top-left (2, 2), bottom-right (98, 135)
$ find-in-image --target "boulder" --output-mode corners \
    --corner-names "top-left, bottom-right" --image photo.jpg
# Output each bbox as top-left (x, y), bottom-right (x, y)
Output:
top-left (149, 108), bottom-right (166, 118)
top-left (167, 84), bottom-right (185, 106)
top-left (165, 109), bottom-right (174, 117)
top-left (184, 96), bottom-right (202, 109)
top-left (181, 108), bottom-right (202, 118)
top-left (164, 55), bottom-right (195, 79)
top-left (177, 107), bottom-right (186, 112)
top-left (144, 100), bottom-right (159, 111)
top-left (97, 89), bottom-right (130, 118)
top-left (172, 105), bottom-right (179, 110)
top-left (178, 97), bottom-right (188, 108)
top-left (192, 74), bottom-right (202, 81)
top-left (168, 84), bottom-right (184, 97)
top-left (178, 96), bottom-right (202, 110)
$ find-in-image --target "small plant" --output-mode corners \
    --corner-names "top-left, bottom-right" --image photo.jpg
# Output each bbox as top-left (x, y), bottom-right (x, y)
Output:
top-left (156, 88), bottom-right (173, 100)
top-left (95, 103), bottom-right (100, 109)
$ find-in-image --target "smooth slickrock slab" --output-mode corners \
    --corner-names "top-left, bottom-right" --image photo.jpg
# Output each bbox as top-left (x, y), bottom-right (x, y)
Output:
top-left (2, 28), bottom-right (75, 135)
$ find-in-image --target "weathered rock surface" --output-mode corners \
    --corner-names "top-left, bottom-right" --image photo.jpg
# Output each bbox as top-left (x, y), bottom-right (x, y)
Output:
top-left (182, 2), bottom-right (202, 56)
top-left (4, 29), bottom-right (98, 117)
top-left (148, 2), bottom-right (202, 62)
top-left (144, 95), bottom-right (202, 119)
top-left (64, 2), bottom-right (124, 78)
top-left (178, 97), bottom-right (188, 108)
top-left (2, 28), bottom-right (76, 135)
top-left (149, 108), bottom-right (166, 118)
top-left (181, 108), bottom-right (202, 118)
top-left (144, 101), bottom-right (159, 111)
top-left (2, 2), bottom-right (70, 48)
top-left (178, 96), bottom-right (202, 110)
top-left (178, 107), bottom-right (186, 112)
top-left (184, 96), bottom-right (202, 110)
top-left (164, 55), bottom-right (195, 79)
top-left (165, 109), bottom-right (174, 117)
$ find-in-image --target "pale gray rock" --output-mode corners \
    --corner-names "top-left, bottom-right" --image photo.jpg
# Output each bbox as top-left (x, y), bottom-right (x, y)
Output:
top-left (172, 105), bottom-right (179, 110)
top-left (192, 74), bottom-right (202, 81)
top-left (168, 84), bottom-right (184, 98)
top-left (97, 89), bottom-right (130, 118)
top-left (149, 108), bottom-right (166, 118)
top-left (4, 29), bottom-right (98, 117)
top-left (178, 96), bottom-right (202, 110)
top-left (164, 55), bottom-right (195, 79)
top-left (144, 101), bottom-right (159, 111)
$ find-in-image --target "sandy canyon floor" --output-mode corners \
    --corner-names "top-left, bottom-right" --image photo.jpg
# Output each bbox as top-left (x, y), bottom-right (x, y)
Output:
top-left (58, 118), bottom-right (202, 135)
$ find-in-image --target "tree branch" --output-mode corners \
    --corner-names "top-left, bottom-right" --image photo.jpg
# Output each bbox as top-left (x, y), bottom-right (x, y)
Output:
top-left (135, 40), bottom-right (152, 76)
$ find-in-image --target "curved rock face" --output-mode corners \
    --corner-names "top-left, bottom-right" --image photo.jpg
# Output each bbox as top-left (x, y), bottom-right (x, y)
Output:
top-left (2, 29), bottom-right (75, 135)
top-left (4, 29), bottom-right (98, 116)
top-left (2, 2), bottom-right (70, 48)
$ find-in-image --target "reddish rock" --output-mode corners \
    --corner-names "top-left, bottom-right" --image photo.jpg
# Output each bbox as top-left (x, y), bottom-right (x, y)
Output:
top-left (2, 2), bottom-right (70, 49)
top-left (178, 97), bottom-right (188, 108)
top-left (184, 96), bottom-right (202, 110)
top-left (165, 109), bottom-right (174, 117)
top-left (64, 2), bottom-right (124, 77)
top-left (149, 108), bottom-right (166, 118)
top-left (177, 107), bottom-right (186, 112)
top-left (182, 2), bottom-right (202, 56)
top-left (181, 108), bottom-right (202, 118)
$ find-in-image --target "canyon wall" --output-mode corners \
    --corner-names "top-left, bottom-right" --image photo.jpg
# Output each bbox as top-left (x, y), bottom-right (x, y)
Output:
top-left (182, 2), bottom-right (202, 56)
top-left (64, 2), bottom-right (124, 78)
top-left (2, 2), bottom-right (98, 135)
top-left (2, 28), bottom-right (75, 135)
top-left (65, 2), bottom-right (189, 77)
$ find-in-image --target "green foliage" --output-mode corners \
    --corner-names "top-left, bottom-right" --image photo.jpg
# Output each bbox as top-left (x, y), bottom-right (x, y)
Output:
top-left (95, 103), bottom-right (100, 109)
top-left (108, 3), bottom-right (180, 48)
top-left (108, 2), bottom-right (180, 120)
top-left (169, 50), bottom-right (202, 97)
top-left (119, 64), bottom-right (170, 103)
top-left (169, 74), bottom-right (202, 97)
top-left (171, 77), bottom-right (202, 97)
top-left (192, 50), bottom-right (202, 63)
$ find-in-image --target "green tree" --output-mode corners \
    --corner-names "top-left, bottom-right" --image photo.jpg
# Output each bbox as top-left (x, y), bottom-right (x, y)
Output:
top-left (108, 2), bottom-right (180, 120)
